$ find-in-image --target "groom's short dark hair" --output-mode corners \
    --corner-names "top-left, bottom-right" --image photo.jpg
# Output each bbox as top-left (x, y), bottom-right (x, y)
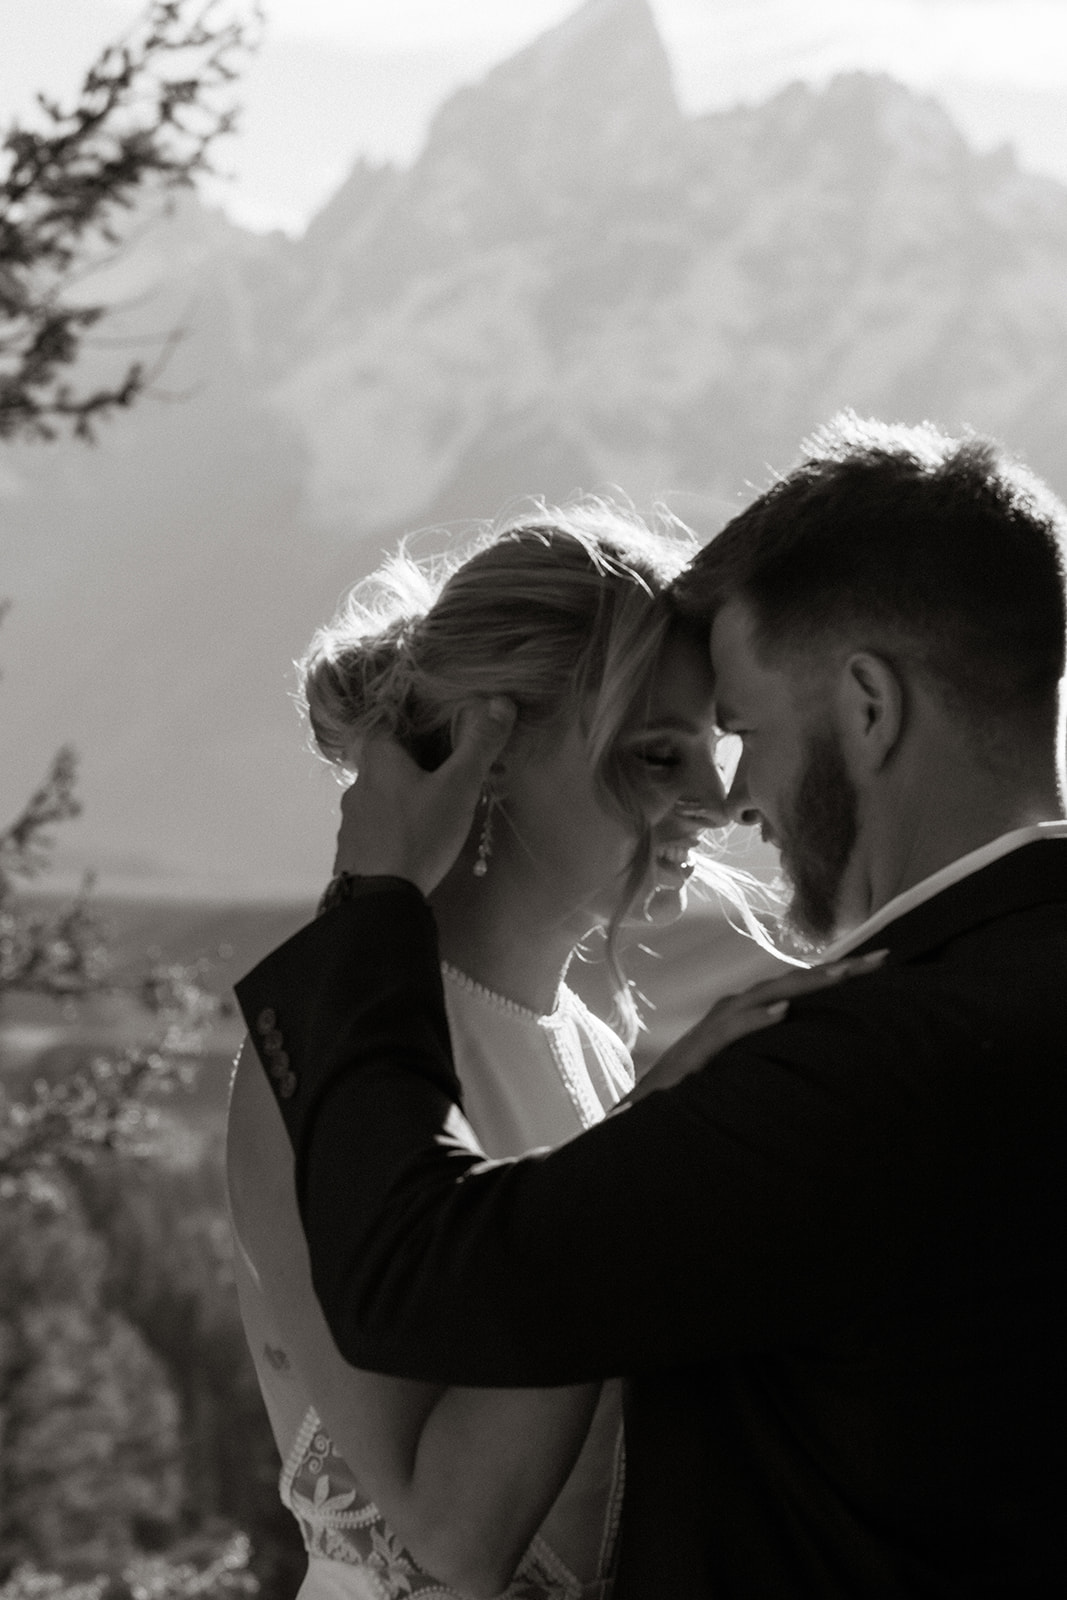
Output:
top-left (673, 412), bottom-right (1067, 758)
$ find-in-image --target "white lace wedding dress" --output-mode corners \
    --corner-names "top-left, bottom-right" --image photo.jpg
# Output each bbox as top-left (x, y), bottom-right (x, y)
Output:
top-left (231, 962), bottom-right (634, 1600)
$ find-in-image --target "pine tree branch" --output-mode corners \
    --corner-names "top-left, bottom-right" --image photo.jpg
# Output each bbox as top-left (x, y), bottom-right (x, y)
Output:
top-left (0, 0), bottom-right (263, 441)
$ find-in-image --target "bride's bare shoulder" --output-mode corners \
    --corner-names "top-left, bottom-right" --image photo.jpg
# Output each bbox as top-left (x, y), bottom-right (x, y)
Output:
top-left (226, 1038), bottom-right (292, 1236)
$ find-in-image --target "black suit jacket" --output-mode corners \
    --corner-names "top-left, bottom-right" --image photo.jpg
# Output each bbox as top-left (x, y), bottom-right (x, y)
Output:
top-left (236, 844), bottom-right (1067, 1597)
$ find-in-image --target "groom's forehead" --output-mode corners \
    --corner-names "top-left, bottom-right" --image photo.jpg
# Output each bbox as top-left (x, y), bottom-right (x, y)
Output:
top-left (709, 600), bottom-right (760, 725)
top-left (710, 598), bottom-right (805, 721)
top-left (709, 598), bottom-right (759, 677)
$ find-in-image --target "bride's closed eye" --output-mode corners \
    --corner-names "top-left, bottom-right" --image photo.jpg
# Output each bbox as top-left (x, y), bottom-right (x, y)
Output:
top-left (630, 744), bottom-right (683, 772)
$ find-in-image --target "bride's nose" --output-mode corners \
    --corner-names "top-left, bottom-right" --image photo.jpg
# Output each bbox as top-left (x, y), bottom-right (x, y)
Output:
top-left (674, 751), bottom-right (730, 828)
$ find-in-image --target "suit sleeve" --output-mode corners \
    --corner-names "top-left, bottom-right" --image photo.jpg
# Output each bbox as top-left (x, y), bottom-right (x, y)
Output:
top-left (236, 883), bottom-right (921, 1385)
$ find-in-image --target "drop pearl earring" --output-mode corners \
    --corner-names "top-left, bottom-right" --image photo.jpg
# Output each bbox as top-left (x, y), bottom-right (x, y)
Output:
top-left (473, 792), bottom-right (494, 877)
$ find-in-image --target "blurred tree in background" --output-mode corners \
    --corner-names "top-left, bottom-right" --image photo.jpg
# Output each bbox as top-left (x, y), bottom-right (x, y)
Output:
top-left (0, 0), bottom-right (260, 441)
top-left (1, 4), bottom-right (306, 1595)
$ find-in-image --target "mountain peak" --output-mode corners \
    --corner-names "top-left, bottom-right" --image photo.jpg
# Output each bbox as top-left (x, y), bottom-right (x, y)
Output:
top-left (413, 0), bottom-right (679, 216)
top-left (515, 0), bottom-right (671, 82)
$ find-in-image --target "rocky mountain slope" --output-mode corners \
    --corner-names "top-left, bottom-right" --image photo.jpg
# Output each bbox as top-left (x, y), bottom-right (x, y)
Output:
top-left (4, 0), bottom-right (1067, 894)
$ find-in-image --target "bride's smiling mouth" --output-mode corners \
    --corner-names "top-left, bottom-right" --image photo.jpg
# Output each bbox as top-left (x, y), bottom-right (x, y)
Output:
top-left (654, 838), bottom-right (699, 879)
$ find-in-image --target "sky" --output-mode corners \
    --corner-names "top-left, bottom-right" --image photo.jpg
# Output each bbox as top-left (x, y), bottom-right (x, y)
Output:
top-left (5, 0), bottom-right (1067, 232)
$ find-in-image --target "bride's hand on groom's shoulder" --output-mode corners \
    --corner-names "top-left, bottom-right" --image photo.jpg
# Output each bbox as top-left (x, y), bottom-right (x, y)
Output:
top-left (625, 949), bottom-right (889, 1103)
top-left (332, 698), bottom-right (517, 896)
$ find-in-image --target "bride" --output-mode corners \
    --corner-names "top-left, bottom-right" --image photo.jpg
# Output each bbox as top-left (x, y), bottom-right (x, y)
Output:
top-left (226, 503), bottom-right (864, 1599)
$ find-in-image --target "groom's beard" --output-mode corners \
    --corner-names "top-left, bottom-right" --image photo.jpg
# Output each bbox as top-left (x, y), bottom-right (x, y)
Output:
top-left (778, 723), bottom-right (859, 943)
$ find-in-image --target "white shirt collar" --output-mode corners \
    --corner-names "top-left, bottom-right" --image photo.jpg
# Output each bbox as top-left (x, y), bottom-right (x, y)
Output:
top-left (819, 820), bottom-right (1067, 962)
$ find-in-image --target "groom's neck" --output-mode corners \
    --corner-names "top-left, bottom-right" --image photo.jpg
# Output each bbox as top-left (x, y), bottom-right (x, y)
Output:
top-left (839, 764), bottom-right (1064, 934)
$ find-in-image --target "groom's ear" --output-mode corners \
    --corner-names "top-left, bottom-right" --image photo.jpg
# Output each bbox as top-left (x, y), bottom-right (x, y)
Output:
top-left (838, 651), bottom-right (905, 776)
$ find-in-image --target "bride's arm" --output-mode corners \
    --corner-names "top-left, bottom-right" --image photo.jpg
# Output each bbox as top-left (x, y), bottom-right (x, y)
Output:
top-left (228, 1040), bottom-right (599, 1598)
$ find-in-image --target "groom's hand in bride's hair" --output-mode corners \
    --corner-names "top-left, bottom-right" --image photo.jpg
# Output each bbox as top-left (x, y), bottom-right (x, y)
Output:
top-left (624, 949), bottom-right (889, 1103)
top-left (333, 697), bottom-right (517, 896)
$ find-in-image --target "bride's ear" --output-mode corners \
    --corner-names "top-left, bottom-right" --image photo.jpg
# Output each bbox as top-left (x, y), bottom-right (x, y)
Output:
top-left (450, 701), bottom-right (514, 788)
top-left (484, 748), bottom-right (512, 798)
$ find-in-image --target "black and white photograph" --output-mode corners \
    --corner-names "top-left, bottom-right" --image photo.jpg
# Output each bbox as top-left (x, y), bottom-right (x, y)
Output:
top-left (3, 2), bottom-right (1066, 1595)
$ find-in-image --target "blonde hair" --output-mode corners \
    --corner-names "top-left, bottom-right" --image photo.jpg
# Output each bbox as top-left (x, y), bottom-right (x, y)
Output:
top-left (301, 501), bottom-right (758, 1041)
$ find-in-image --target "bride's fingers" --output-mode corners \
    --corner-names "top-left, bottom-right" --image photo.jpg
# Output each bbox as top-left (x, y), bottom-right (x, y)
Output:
top-left (333, 741), bottom-right (420, 873)
top-left (628, 1002), bottom-right (776, 1100)
top-left (631, 1001), bottom-right (782, 1098)
top-left (684, 996), bottom-right (789, 1050)
top-left (448, 697), bottom-right (516, 784)
top-left (627, 949), bottom-right (889, 1102)
top-left (716, 948), bottom-right (889, 1015)
top-left (632, 1000), bottom-right (791, 1100)
top-left (331, 700), bottom-right (518, 891)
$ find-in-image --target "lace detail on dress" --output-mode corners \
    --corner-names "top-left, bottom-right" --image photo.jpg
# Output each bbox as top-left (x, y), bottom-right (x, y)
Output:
top-left (281, 1406), bottom-right (596, 1599)
top-left (440, 961), bottom-right (561, 1022)
top-left (440, 965), bottom-right (633, 1129)
top-left (542, 1009), bottom-right (604, 1128)
top-left (544, 992), bottom-right (633, 1125)
top-left (561, 992), bottom-right (634, 1105)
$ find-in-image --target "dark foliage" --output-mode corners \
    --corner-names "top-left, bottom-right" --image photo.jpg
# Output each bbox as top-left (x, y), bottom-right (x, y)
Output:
top-left (0, 8), bottom-right (305, 1592)
top-left (0, 0), bottom-right (262, 442)
top-left (0, 730), bottom-right (219, 1194)
top-left (0, 751), bottom-right (303, 1589)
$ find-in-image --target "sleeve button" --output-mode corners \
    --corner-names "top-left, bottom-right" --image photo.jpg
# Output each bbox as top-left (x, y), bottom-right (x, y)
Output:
top-left (277, 1071), bottom-right (298, 1100)
top-left (256, 1007), bottom-right (277, 1034)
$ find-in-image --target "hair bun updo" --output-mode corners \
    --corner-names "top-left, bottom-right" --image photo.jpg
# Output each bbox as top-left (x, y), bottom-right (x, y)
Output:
top-left (300, 553), bottom-right (443, 769)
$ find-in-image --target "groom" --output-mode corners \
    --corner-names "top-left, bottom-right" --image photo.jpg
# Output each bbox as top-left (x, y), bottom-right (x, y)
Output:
top-left (237, 415), bottom-right (1067, 1597)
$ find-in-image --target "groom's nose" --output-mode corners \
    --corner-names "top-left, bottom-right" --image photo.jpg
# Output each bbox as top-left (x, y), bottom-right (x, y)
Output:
top-left (723, 762), bottom-right (760, 828)
top-left (695, 745), bottom-right (732, 825)
top-left (675, 751), bottom-right (730, 829)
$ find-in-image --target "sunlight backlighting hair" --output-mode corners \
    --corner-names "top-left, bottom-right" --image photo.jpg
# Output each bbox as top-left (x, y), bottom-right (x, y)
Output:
top-left (673, 411), bottom-right (1067, 772)
top-left (300, 499), bottom-right (774, 1040)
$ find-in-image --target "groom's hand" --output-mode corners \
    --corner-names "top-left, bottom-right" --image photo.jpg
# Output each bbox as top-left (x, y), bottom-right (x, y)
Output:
top-left (333, 698), bottom-right (517, 897)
